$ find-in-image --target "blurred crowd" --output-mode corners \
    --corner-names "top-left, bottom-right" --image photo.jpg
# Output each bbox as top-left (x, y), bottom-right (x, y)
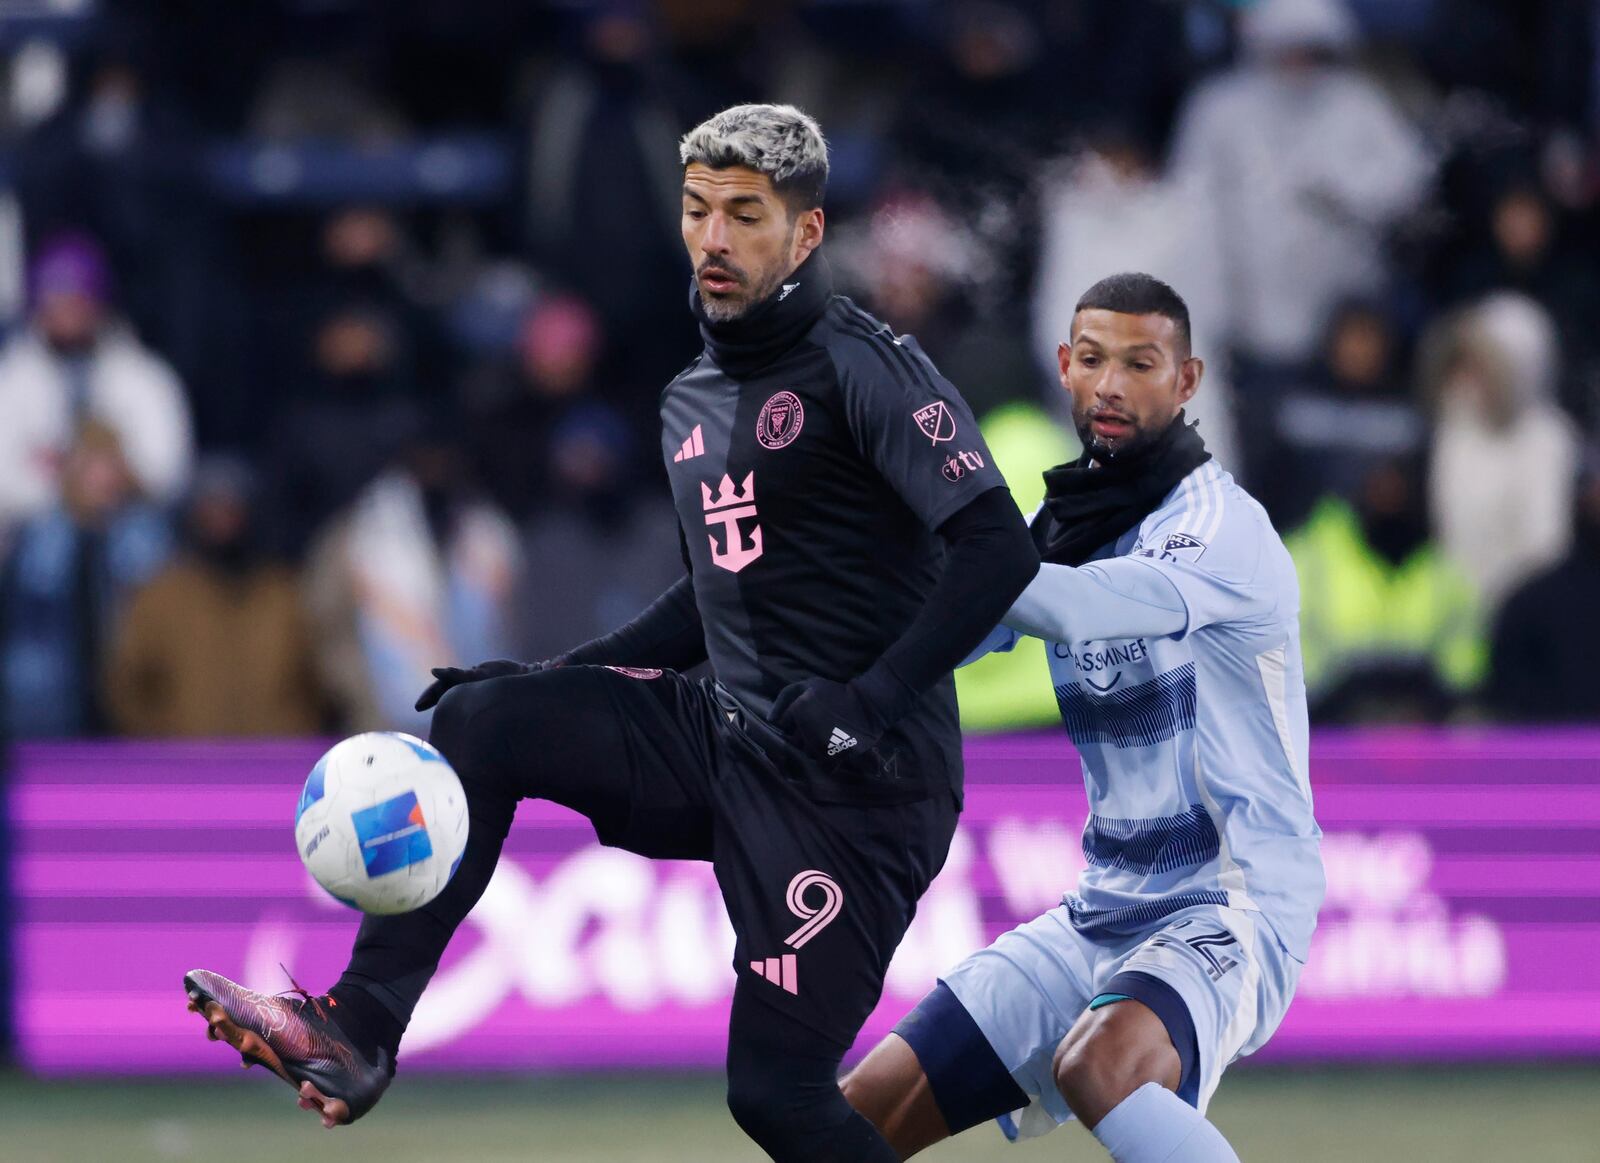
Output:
top-left (0, 0), bottom-right (1597, 741)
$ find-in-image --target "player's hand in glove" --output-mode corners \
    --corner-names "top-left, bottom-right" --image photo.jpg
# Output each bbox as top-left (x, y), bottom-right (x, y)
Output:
top-left (414, 656), bottom-right (565, 712)
top-left (770, 676), bottom-right (892, 767)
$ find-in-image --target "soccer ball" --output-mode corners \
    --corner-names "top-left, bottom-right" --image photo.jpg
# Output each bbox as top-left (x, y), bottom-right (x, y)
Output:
top-left (294, 732), bottom-right (470, 915)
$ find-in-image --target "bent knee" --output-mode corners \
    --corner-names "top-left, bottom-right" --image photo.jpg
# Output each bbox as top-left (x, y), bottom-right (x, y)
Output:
top-left (728, 1060), bottom-right (875, 1163)
top-left (726, 1073), bottom-right (803, 1156)
top-left (1053, 1006), bottom-right (1179, 1126)
top-left (426, 682), bottom-right (487, 763)
top-left (724, 1074), bottom-right (768, 1141)
top-left (427, 675), bottom-right (532, 776)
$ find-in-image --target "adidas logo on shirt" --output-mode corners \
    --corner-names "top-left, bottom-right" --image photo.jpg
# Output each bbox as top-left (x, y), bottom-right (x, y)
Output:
top-left (826, 728), bottom-right (858, 756)
top-left (673, 424), bottom-right (706, 462)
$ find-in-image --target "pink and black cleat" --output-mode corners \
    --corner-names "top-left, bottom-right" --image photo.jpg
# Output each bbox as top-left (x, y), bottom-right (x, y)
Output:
top-left (182, 968), bottom-right (392, 1127)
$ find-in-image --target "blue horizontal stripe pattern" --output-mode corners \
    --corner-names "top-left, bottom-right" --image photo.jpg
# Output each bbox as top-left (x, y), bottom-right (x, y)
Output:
top-left (1066, 890), bottom-right (1232, 937)
top-left (1083, 803), bottom-right (1221, 875)
top-left (1056, 663), bottom-right (1197, 749)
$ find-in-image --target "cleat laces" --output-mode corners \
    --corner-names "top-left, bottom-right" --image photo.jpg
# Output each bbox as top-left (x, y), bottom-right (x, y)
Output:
top-left (276, 963), bottom-right (332, 1023)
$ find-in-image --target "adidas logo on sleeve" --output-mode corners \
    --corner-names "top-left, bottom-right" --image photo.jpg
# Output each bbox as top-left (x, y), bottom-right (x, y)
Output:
top-left (826, 728), bottom-right (858, 756)
top-left (673, 424), bottom-right (706, 462)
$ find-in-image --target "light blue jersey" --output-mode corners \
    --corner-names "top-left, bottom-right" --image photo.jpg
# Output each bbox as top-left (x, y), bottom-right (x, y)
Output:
top-left (972, 459), bottom-right (1325, 959)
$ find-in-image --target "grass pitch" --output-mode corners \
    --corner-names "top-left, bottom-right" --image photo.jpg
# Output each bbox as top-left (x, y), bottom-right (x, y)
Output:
top-left (1, 1064), bottom-right (1594, 1162)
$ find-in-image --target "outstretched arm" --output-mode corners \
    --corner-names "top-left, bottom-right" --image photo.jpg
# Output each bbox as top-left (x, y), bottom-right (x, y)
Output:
top-left (1005, 502), bottom-right (1273, 647)
top-left (564, 573), bottom-right (707, 671)
top-left (1004, 558), bottom-right (1189, 646)
top-left (415, 566), bottom-right (706, 712)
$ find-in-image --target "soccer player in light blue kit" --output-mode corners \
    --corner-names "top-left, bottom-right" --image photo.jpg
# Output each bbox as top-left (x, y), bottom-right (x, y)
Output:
top-left (842, 273), bottom-right (1325, 1161)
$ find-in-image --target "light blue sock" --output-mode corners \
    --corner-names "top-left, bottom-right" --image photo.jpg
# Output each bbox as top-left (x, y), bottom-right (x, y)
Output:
top-left (1090, 1082), bottom-right (1240, 1162)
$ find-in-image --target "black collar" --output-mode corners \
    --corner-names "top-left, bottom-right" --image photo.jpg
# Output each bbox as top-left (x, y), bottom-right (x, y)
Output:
top-left (691, 252), bottom-right (833, 379)
top-left (1032, 413), bottom-right (1212, 566)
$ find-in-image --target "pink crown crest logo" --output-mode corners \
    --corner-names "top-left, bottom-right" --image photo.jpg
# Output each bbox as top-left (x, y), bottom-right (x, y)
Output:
top-left (701, 472), bottom-right (762, 572)
top-left (700, 472), bottom-right (755, 511)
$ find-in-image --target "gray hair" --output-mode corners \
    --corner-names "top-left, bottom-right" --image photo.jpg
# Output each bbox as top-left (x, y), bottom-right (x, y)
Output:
top-left (679, 103), bottom-right (829, 208)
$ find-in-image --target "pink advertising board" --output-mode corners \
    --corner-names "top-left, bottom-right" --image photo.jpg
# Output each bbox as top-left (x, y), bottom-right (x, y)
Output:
top-left (10, 731), bottom-right (1600, 1074)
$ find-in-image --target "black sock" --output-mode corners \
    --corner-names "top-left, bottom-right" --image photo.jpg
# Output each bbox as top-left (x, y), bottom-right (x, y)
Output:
top-left (327, 981), bottom-right (405, 1065)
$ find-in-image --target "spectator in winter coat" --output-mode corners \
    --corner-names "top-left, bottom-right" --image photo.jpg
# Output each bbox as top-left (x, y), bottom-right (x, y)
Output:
top-left (1422, 291), bottom-right (1579, 612)
top-left (1286, 457), bottom-right (1485, 723)
top-left (0, 231), bottom-right (193, 540)
top-left (1169, 0), bottom-right (1432, 368)
top-left (1259, 300), bottom-right (1425, 529)
top-left (107, 457), bottom-right (328, 737)
top-left (1489, 450), bottom-right (1600, 722)
top-left (303, 432), bottom-right (521, 735)
top-left (0, 422), bottom-right (172, 738)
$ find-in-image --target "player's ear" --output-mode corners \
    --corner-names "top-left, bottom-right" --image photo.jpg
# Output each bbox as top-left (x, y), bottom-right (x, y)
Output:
top-left (1177, 355), bottom-right (1203, 405)
top-left (1057, 340), bottom-right (1072, 389)
top-left (792, 207), bottom-right (824, 264)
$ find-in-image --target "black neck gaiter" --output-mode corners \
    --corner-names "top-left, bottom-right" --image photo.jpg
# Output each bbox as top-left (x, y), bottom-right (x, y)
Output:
top-left (1032, 413), bottom-right (1212, 566)
top-left (690, 252), bottom-right (833, 379)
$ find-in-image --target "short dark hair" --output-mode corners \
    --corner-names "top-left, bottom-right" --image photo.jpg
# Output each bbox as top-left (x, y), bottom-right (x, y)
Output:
top-left (1074, 272), bottom-right (1192, 354)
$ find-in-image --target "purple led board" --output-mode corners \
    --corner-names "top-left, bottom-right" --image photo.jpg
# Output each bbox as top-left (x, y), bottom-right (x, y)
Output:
top-left (10, 731), bottom-right (1600, 1074)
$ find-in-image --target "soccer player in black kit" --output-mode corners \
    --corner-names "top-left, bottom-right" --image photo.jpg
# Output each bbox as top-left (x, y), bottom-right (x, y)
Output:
top-left (183, 104), bottom-right (1037, 1162)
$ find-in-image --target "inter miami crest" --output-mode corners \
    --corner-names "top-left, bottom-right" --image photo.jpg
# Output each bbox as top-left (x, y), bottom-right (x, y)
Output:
top-left (757, 390), bottom-right (804, 450)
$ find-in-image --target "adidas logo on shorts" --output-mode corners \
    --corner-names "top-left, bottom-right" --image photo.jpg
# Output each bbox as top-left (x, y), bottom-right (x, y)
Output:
top-left (826, 728), bottom-right (858, 757)
top-left (749, 953), bottom-right (798, 994)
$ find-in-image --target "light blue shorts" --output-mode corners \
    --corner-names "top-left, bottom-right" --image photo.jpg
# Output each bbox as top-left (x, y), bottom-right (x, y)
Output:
top-left (940, 902), bottom-right (1302, 1140)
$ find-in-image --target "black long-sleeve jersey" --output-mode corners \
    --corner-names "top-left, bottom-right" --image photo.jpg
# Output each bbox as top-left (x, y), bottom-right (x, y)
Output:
top-left (660, 254), bottom-right (1008, 794)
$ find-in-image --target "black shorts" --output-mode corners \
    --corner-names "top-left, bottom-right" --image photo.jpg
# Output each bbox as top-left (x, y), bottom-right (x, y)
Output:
top-left (497, 664), bottom-right (961, 1048)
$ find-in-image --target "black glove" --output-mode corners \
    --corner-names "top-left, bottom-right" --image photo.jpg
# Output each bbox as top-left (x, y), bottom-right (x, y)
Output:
top-left (414, 656), bottom-right (565, 712)
top-left (770, 676), bottom-right (892, 767)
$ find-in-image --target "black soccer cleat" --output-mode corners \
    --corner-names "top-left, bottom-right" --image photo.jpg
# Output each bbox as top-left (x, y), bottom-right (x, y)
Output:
top-left (183, 968), bottom-right (393, 1127)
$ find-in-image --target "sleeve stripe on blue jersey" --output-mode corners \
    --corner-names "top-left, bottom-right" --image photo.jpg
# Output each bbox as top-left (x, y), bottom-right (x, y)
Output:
top-left (1176, 460), bottom-right (1227, 544)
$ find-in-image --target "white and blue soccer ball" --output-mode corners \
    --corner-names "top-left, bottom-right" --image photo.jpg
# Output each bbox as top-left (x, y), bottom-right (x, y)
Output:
top-left (294, 732), bottom-right (470, 915)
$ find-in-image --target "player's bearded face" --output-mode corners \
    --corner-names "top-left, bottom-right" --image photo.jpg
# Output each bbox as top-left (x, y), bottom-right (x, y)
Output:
top-left (693, 253), bottom-right (789, 323)
top-left (1071, 379), bottom-right (1173, 462)
top-left (1062, 309), bottom-right (1200, 464)
top-left (682, 164), bottom-right (811, 323)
